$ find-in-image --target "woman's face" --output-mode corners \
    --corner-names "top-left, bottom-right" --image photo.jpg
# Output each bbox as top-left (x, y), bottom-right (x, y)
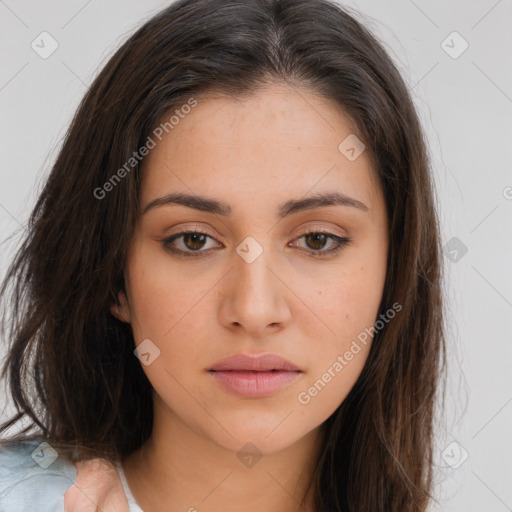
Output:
top-left (113, 83), bottom-right (389, 455)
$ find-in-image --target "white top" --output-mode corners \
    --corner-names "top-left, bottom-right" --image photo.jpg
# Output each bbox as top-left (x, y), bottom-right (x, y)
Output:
top-left (115, 460), bottom-right (144, 511)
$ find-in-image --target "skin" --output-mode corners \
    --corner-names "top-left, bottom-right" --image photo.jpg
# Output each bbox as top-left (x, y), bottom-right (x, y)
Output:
top-left (64, 458), bottom-right (129, 511)
top-left (70, 82), bottom-right (389, 511)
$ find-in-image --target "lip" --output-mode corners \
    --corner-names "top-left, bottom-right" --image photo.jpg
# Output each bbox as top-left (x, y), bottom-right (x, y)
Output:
top-left (209, 353), bottom-right (301, 372)
top-left (208, 353), bottom-right (303, 398)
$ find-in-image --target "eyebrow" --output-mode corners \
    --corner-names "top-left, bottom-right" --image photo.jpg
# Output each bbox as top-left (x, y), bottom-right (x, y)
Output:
top-left (142, 191), bottom-right (369, 217)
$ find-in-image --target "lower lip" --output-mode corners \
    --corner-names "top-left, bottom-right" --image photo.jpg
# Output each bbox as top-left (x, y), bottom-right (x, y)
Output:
top-left (209, 370), bottom-right (302, 398)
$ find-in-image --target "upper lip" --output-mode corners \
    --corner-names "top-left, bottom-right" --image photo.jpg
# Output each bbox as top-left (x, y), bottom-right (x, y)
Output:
top-left (209, 353), bottom-right (302, 372)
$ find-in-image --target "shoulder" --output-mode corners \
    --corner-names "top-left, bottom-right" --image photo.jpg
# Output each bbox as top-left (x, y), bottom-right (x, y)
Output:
top-left (0, 438), bottom-right (76, 512)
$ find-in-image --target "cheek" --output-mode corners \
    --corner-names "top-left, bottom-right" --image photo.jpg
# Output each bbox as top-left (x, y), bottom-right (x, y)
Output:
top-left (294, 347), bottom-right (368, 426)
top-left (295, 255), bottom-right (385, 409)
top-left (304, 259), bottom-right (385, 343)
top-left (125, 251), bottom-right (209, 409)
top-left (295, 278), bottom-right (377, 418)
top-left (126, 244), bottom-right (210, 339)
top-left (125, 246), bottom-right (219, 386)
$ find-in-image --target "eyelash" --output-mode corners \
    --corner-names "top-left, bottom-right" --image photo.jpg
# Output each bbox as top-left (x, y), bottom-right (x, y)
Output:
top-left (161, 229), bottom-right (351, 259)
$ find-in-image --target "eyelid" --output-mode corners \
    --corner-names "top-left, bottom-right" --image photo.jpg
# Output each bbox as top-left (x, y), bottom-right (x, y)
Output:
top-left (293, 223), bottom-right (347, 238)
top-left (164, 224), bottom-right (220, 240)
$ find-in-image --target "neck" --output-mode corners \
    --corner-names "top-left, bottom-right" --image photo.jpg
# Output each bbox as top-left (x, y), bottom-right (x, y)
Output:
top-left (122, 401), bottom-right (322, 512)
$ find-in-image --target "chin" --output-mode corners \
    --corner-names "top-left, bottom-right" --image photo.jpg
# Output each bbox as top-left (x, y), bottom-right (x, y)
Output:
top-left (203, 417), bottom-right (312, 456)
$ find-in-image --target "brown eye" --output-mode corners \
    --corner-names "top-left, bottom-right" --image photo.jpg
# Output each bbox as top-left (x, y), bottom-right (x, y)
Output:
top-left (304, 232), bottom-right (329, 250)
top-left (182, 232), bottom-right (208, 251)
top-left (162, 230), bottom-right (350, 259)
top-left (292, 231), bottom-right (351, 257)
top-left (162, 231), bottom-right (220, 257)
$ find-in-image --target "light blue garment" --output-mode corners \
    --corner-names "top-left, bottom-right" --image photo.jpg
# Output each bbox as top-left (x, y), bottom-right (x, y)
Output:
top-left (0, 439), bottom-right (143, 511)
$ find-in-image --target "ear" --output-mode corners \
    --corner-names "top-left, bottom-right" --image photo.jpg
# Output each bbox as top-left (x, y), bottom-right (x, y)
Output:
top-left (110, 289), bottom-right (131, 323)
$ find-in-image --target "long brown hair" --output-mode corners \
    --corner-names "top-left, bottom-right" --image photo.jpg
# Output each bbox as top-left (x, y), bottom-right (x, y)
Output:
top-left (0, 0), bottom-right (446, 510)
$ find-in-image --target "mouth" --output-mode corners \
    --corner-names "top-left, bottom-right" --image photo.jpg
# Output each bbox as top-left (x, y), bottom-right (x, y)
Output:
top-left (207, 354), bottom-right (303, 398)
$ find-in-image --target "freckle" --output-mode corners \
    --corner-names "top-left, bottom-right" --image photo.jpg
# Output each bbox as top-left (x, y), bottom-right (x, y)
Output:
top-left (318, 290), bottom-right (322, 295)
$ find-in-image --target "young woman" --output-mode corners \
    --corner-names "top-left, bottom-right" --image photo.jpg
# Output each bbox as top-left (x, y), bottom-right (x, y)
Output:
top-left (0, 0), bottom-right (446, 510)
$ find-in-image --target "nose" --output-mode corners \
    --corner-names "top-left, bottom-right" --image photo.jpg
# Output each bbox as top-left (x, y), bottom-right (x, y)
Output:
top-left (218, 244), bottom-right (292, 338)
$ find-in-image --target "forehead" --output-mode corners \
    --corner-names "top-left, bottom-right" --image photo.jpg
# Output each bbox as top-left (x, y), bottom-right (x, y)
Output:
top-left (140, 83), bottom-right (382, 217)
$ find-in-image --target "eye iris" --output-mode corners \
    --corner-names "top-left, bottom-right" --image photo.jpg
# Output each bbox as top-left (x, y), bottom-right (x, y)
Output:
top-left (305, 233), bottom-right (327, 250)
top-left (184, 233), bottom-right (207, 250)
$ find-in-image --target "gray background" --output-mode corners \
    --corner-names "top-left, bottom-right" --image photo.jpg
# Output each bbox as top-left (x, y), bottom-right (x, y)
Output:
top-left (1, 0), bottom-right (511, 510)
